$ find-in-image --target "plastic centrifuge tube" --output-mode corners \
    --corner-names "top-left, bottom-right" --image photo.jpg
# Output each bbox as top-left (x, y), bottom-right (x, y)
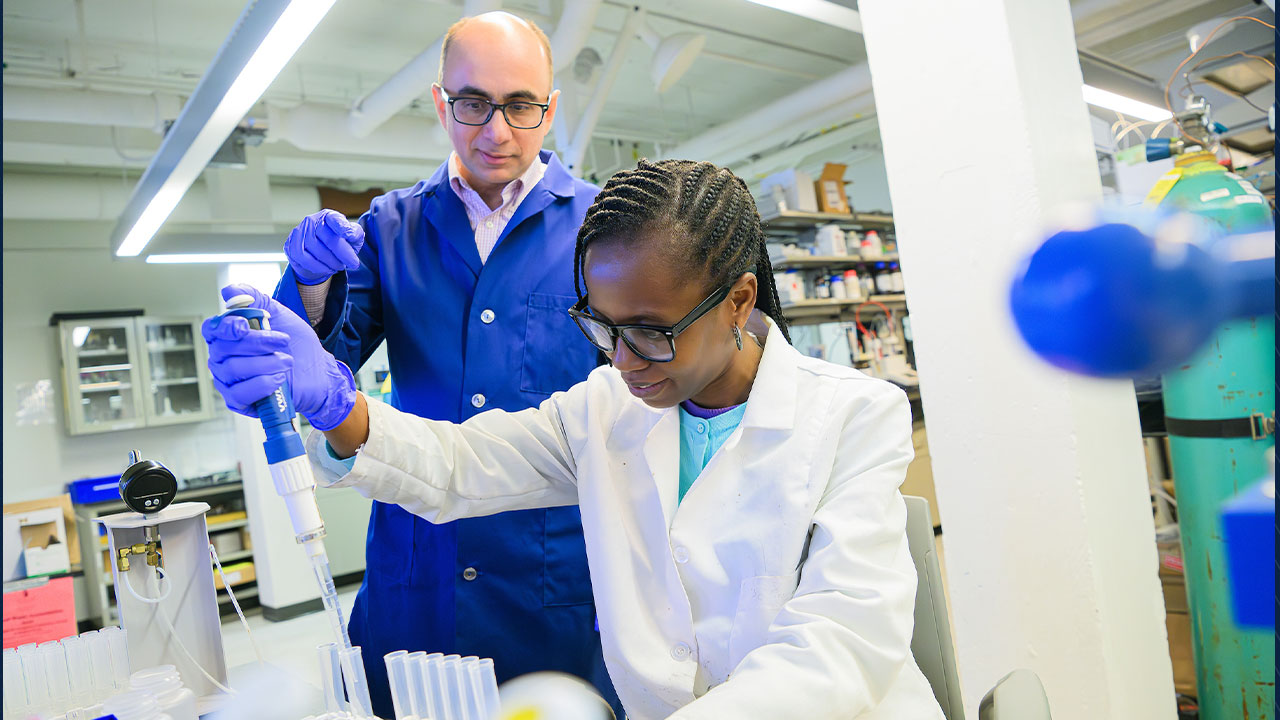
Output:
top-left (338, 646), bottom-right (374, 719)
top-left (102, 626), bottom-right (132, 689)
top-left (84, 629), bottom-right (117, 700)
top-left (405, 651), bottom-right (434, 720)
top-left (317, 643), bottom-right (349, 714)
top-left (18, 642), bottom-right (51, 716)
top-left (440, 655), bottom-right (470, 720)
top-left (4, 648), bottom-right (28, 718)
top-left (40, 641), bottom-right (72, 714)
top-left (477, 658), bottom-right (500, 717)
top-left (61, 634), bottom-right (95, 708)
top-left (424, 653), bottom-right (451, 720)
top-left (460, 657), bottom-right (486, 720)
top-left (384, 650), bottom-right (410, 720)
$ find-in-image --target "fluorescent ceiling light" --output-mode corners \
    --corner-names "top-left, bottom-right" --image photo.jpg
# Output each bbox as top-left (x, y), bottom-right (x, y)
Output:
top-left (114, 0), bottom-right (338, 258)
top-left (146, 253), bottom-right (288, 264)
top-left (1082, 84), bottom-right (1172, 122)
top-left (743, 0), bottom-right (862, 33)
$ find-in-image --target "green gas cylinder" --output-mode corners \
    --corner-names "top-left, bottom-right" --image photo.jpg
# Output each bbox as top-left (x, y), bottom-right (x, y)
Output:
top-left (1152, 151), bottom-right (1274, 719)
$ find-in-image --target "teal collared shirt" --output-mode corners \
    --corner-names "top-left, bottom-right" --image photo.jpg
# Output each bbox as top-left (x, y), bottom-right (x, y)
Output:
top-left (677, 403), bottom-right (748, 504)
top-left (323, 401), bottom-right (750, 505)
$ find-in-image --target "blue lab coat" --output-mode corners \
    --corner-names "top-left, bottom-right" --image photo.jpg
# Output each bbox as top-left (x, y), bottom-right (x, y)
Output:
top-left (275, 150), bottom-right (612, 717)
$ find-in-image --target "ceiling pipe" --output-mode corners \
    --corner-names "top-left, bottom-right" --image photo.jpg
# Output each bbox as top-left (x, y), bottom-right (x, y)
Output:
top-left (663, 63), bottom-right (873, 165)
top-left (549, 0), bottom-right (604, 74)
top-left (269, 102), bottom-right (454, 159)
top-left (2, 86), bottom-right (182, 132)
top-left (563, 6), bottom-right (646, 176)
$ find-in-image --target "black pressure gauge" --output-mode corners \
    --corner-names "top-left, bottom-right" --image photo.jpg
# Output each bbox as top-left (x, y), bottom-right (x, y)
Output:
top-left (119, 450), bottom-right (178, 515)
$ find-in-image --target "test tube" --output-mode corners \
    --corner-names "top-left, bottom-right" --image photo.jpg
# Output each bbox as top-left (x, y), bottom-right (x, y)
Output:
top-left (317, 643), bottom-right (349, 713)
top-left (440, 655), bottom-right (470, 720)
top-left (424, 653), bottom-right (451, 720)
top-left (4, 648), bottom-right (29, 718)
top-left (101, 626), bottom-right (131, 689)
top-left (405, 651), bottom-right (434, 720)
top-left (17, 641), bottom-right (51, 715)
top-left (83, 630), bottom-right (115, 699)
top-left (40, 641), bottom-right (72, 715)
top-left (61, 634), bottom-right (95, 708)
top-left (477, 658), bottom-right (500, 718)
top-left (384, 650), bottom-right (411, 720)
top-left (338, 646), bottom-right (374, 719)
top-left (459, 657), bottom-right (485, 720)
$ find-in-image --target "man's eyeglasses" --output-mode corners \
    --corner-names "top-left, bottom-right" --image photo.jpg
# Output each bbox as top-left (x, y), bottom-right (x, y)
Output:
top-left (437, 86), bottom-right (549, 130)
top-left (567, 284), bottom-right (734, 363)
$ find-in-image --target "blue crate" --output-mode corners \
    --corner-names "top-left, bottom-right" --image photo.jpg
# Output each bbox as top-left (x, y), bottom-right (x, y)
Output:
top-left (67, 474), bottom-right (121, 505)
top-left (1221, 477), bottom-right (1274, 630)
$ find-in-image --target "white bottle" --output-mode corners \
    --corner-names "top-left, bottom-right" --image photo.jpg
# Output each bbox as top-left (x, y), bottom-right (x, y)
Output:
top-left (103, 689), bottom-right (174, 720)
top-left (129, 666), bottom-right (197, 720)
top-left (861, 231), bottom-right (883, 259)
top-left (830, 274), bottom-right (847, 299)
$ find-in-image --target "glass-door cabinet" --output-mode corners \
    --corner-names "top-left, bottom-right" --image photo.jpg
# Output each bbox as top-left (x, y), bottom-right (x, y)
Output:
top-left (59, 318), bottom-right (147, 435)
top-left (135, 317), bottom-right (215, 426)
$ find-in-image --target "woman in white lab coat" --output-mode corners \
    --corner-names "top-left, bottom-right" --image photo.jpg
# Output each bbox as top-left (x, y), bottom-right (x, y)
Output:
top-left (204, 160), bottom-right (945, 720)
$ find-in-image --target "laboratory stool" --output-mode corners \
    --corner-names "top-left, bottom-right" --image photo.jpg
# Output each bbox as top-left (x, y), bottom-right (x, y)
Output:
top-left (904, 496), bottom-right (1052, 720)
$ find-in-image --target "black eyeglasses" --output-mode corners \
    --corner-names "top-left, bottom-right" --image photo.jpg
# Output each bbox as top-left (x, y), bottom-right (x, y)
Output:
top-left (568, 284), bottom-right (733, 363)
top-left (437, 86), bottom-right (550, 129)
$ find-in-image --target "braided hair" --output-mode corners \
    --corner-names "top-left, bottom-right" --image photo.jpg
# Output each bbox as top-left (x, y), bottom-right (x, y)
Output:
top-left (573, 159), bottom-right (791, 343)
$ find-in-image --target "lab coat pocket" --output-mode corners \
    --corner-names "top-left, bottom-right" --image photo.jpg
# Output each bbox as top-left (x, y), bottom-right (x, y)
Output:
top-left (727, 570), bottom-right (801, 670)
top-left (521, 292), bottom-right (589, 396)
top-left (543, 505), bottom-right (594, 606)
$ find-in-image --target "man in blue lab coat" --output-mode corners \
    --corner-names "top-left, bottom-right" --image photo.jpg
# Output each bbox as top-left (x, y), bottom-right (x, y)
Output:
top-left (272, 12), bottom-right (612, 717)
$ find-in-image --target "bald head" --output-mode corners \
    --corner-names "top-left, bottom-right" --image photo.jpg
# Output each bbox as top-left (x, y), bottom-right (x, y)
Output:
top-left (439, 11), bottom-right (553, 94)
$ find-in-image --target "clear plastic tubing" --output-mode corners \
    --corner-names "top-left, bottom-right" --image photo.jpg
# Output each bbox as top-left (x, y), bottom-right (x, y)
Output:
top-left (130, 665), bottom-right (197, 720)
top-left (102, 626), bottom-right (132, 689)
top-left (477, 658), bottom-right (500, 716)
top-left (338, 645), bottom-right (374, 719)
top-left (317, 643), bottom-right (349, 713)
top-left (308, 547), bottom-right (353, 650)
top-left (384, 650), bottom-right (411, 720)
top-left (84, 629), bottom-right (117, 700)
top-left (61, 635), bottom-right (96, 707)
top-left (17, 642), bottom-right (50, 714)
top-left (4, 648), bottom-right (28, 717)
top-left (441, 655), bottom-right (470, 720)
top-left (460, 657), bottom-right (485, 720)
top-left (40, 641), bottom-right (72, 712)
top-left (424, 653), bottom-right (451, 720)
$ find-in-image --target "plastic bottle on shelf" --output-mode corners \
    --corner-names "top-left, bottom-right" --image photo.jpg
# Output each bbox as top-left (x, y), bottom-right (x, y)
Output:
top-left (861, 231), bottom-right (884, 259)
top-left (129, 665), bottom-right (198, 720)
top-left (785, 270), bottom-right (805, 303)
top-left (814, 276), bottom-right (831, 299)
top-left (844, 270), bottom-right (864, 301)
top-left (830, 274), bottom-right (847, 299)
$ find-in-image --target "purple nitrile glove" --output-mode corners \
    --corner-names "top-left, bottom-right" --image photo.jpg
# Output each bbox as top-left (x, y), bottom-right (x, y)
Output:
top-left (201, 284), bottom-right (357, 431)
top-left (284, 209), bottom-right (366, 285)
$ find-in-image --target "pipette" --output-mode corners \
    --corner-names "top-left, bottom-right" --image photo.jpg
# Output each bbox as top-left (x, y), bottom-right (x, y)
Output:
top-left (219, 295), bottom-right (351, 651)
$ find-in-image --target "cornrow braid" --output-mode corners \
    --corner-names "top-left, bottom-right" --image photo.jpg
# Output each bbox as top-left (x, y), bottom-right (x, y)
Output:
top-left (573, 159), bottom-right (791, 343)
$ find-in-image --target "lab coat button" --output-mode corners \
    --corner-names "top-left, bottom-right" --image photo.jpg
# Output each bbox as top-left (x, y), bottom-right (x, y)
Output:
top-left (480, 309), bottom-right (495, 324)
top-left (696, 422), bottom-right (707, 434)
top-left (485, 221), bottom-right (494, 229)
top-left (471, 393), bottom-right (486, 408)
top-left (672, 546), bottom-right (689, 564)
top-left (462, 567), bottom-right (478, 581)
top-left (671, 642), bottom-right (691, 661)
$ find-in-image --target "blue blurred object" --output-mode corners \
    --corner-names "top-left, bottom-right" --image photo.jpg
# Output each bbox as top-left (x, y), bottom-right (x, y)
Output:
top-left (1009, 215), bottom-right (1275, 377)
top-left (1146, 138), bottom-right (1178, 162)
top-left (1219, 476), bottom-right (1275, 629)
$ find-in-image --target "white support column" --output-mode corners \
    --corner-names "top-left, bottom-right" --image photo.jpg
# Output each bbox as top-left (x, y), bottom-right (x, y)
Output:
top-left (858, 2), bottom-right (1175, 719)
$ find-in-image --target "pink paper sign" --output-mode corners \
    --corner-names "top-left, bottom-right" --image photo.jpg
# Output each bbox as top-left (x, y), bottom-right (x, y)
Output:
top-left (3, 576), bottom-right (77, 648)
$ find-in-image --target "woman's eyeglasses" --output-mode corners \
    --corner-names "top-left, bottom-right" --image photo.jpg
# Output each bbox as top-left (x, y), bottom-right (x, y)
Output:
top-left (567, 284), bottom-right (733, 363)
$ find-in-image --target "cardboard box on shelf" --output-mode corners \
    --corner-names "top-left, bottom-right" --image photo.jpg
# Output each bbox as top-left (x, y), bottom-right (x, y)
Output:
top-left (3, 495), bottom-right (80, 574)
top-left (9, 507), bottom-right (72, 578)
top-left (815, 163), bottom-right (851, 214)
top-left (213, 561), bottom-right (255, 590)
top-left (761, 169), bottom-right (818, 213)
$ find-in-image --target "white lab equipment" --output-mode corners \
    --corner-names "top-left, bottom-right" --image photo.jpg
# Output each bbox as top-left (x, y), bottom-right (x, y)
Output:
top-left (129, 665), bottom-right (198, 720)
top-left (815, 224), bottom-right (848, 255)
top-left (384, 648), bottom-right (501, 720)
top-left (102, 689), bottom-right (173, 720)
top-left (861, 230), bottom-right (884, 258)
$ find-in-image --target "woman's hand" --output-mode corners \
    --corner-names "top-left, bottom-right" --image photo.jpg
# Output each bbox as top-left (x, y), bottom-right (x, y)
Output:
top-left (201, 284), bottom-right (357, 431)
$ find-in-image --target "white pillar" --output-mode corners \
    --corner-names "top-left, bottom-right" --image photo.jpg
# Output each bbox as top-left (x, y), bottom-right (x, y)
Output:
top-left (858, 2), bottom-right (1175, 719)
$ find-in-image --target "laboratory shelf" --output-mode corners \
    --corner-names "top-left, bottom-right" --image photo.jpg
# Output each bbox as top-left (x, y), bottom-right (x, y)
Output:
top-left (81, 382), bottom-right (132, 393)
top-left (78, 348), bottom-right (131, 358)
top-left (216, 550), bottom-right (254, 564)
top-left (153, 377), bottom-right (200, 386)
top-left (782, 295), bottom-right (907, 324)
top-left (772, 254), bottom-right (900, 270)
top-left (208, 518), bottom-right (249, 533)
top-left (760, 209), bottom-right (895, 232)
top-left (80, 363), bottom-right (133, 373)
top-left (145, 344), bottom-right (196, 352)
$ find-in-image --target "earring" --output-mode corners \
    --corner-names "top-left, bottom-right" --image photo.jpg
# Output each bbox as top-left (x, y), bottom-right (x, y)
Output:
top-left (732, 325), bottom-right (743, 351)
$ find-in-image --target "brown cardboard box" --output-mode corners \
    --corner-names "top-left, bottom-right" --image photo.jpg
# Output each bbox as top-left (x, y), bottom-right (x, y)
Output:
top-left (1161, 573), bottom-right (1196, 696)
top-left (4, 495), bottom-right (79, 566)
top-left (815, 163), bottom-right (851, 214)
top-left (213, 561), bottom-right (255, 590)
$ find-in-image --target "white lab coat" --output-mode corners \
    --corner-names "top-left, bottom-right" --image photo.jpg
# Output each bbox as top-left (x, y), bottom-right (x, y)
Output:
top-left (308, 319), bottom-right (945, 720)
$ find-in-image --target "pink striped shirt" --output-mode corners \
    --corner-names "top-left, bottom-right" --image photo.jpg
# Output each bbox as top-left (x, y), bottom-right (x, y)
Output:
top-left (298, 153), bottom-right (548, 325)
